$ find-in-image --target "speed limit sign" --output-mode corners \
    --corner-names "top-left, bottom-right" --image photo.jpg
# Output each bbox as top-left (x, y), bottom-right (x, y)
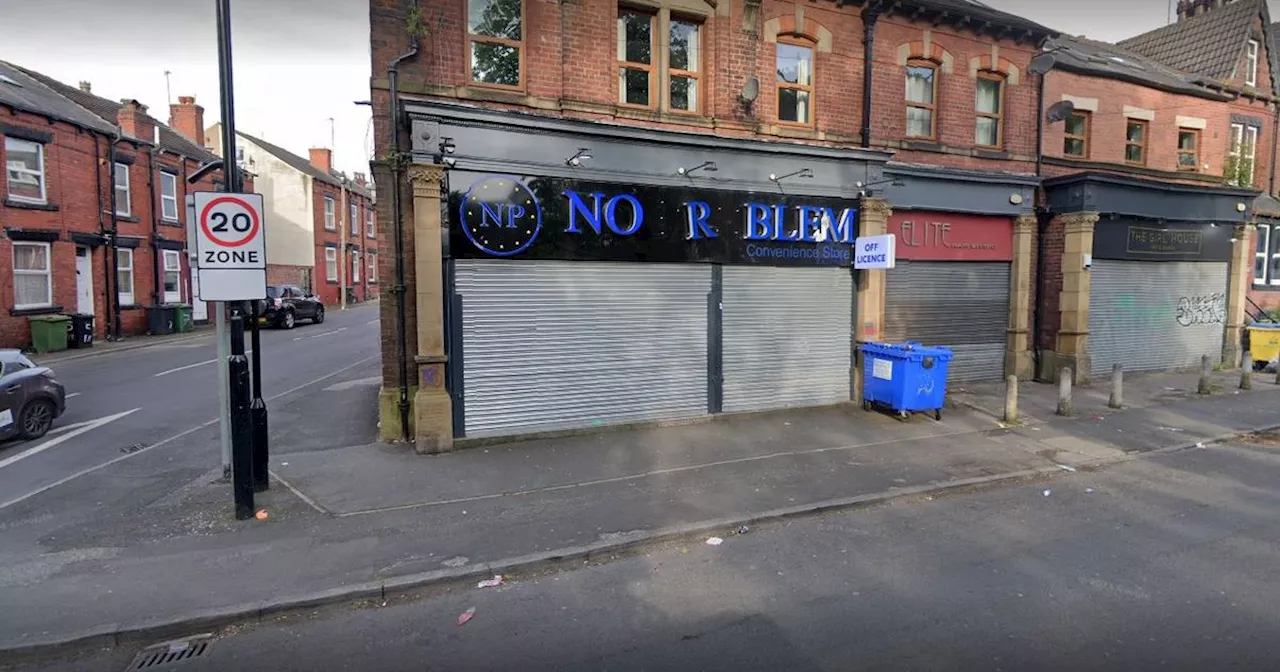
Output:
top-left (194, 192), bottom-right (267, 301)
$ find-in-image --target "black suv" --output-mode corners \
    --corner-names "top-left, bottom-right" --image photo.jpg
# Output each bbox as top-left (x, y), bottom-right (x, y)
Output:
top-left (261, 285), bottom-right (325, 329)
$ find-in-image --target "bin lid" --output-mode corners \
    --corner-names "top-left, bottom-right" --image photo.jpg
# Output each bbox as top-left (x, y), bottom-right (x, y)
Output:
top-left (1248, 322), bottom-right (1280, 329)
top-left (29, 314), bottom-right (71, 323)
top-left (860, 341), bottom-right (954, 362)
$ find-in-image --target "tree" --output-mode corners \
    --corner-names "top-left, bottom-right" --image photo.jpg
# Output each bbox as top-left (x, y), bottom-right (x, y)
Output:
top-left (470, 0), bottom-right (521, 86)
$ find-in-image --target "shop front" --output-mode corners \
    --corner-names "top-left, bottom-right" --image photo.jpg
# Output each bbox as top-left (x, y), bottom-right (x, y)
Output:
top-left (404, 102), bottom-right (891, 441)
top-left (1040, 172), bottom-right (1255, 382)
top-left (880, 165), bottom-right (1038, 382)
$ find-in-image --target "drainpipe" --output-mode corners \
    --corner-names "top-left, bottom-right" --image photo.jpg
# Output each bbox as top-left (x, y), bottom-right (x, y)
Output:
top-left (1035, 71), bottom-right (1047, 179)
top-left (94, 135), bottom-right (110, 338)
top-left (1270, 107), bottom-right (1278, 195)
top-left (107, 134), bottom-right (123, 341)
top-left (148, 146), bottom-right (163, 308)
top-left (340, 179), bottom-right (349, 309)
top-left (387, 0), bottom-right (419, 443)
top-left (859, 4), bottom-right (880, 149)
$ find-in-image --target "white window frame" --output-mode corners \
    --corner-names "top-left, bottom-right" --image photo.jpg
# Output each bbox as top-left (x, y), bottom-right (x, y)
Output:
top-left (368, 251), bottom-right (377, 282)
top-left (352, 250), bottom-right (360, 282)
top-left (114, 162), bottom-right (131, 216)
top-left (350, 202), bottom-right (359, 236)
top-left (1246, 39), bottom-right (1260, 87)
top-left (1256, 224), bottom-right (1270, 286)
top-left (324, 246), bottom-right (338, 281)
top-left (4, 137), bottom-right (48, 204)
top-left (367, 208), bottom-right (375, 238)
top-left (116, 248), bottom-right (135, 306)
top-left (12, 241), bottom-right (52, 310)
top-left (162, 249), bottom-right (183, 302)
top-left (160, 171), bottom-right (180, 221)
top-left (1228, 123), bottom-right (1258, 187)
top-left (324, 196), bottom-right (336, 230)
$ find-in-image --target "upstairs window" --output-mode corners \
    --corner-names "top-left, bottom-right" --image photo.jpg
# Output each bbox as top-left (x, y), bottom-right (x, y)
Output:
top-left (1124, 119), bottom-right (1147, 165)
top-left (1177, 129), bottom-right (1200, 171)
top-left (5, 137), bottom-right (46, 203)
top-left (618, 9), bottom-right (655, 108)
top-left (1228, 122), bottom-right (1258, 187)
top-left (324, 196), bottom-right (336, 230)
top-left (1245, 39), bottom-right (1259, 87)
top-left (905, 61), bottom-right (937, 139)
top-left (668, 19), bottom-right (700, 112)
top-left (114, 162), bottom-right (131, 216)
top-left (161, 171), bottom-right (180, 221)
top-left (468, 0), bottom-right (523, 88)
top-left (776, 40), bottom-right (814, 125)
top-left (1063, 111), bottom-right (1090, 157)
top-left (974, 74), bottom-right (1004, 148)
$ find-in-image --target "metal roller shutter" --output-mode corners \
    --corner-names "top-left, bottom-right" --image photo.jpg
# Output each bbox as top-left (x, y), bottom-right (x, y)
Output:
top-left (884, 261), bottom-right (1010, 383)
top-left (1087, 260), bottom-right (1227, 376)
top-left (455, 260), bottom-right (710, 437)
top-left (721, 266), bottom-right (852, 413)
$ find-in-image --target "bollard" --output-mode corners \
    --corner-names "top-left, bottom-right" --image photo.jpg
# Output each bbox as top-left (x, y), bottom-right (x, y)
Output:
top-left (1108, 363), bottom-right (1123, 409)
top-left (1003, 375), bottom-right (1018, 424)
top-left (1275, 360), bottom-right (1280, 387)
top-left (229, 312), bottom-right (255, 521)
top-left (1057, 367), bottom-right (1072, 416)
top-left (1198, 355), bottom-right (1213, 395)
top-left (1241, 352), bottom-right (1253, 390)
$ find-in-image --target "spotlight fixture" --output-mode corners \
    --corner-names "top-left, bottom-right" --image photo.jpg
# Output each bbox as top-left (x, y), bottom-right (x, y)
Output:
top-left (439, 137), bottom-right (456, 154)
top-left (566, 148), bottom-right (593, 167)
top-left (677, 161), bottom-right (718, 176)
top-left (768, 168), bottom-right (813, 182)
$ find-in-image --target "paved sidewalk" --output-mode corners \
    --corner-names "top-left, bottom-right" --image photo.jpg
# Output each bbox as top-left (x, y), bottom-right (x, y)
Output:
top-left (27, 325), bottom-right (214, 365)
top-left (1, 367), bottom-right (1277, 657)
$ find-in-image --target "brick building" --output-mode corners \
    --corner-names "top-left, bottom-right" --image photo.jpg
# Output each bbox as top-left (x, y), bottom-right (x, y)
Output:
top-left (1, 60), bottom-right (248, 349)
top-left (1033, 0), bottom-right (1277, 382)
top-left (206, 127), bottom-right (377, 308)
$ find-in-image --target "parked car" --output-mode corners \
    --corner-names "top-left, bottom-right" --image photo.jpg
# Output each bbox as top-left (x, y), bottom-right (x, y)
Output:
top-left (0, 349), bottom-right (66, 441)
top-left (261, 285), bottom-right (325, 329)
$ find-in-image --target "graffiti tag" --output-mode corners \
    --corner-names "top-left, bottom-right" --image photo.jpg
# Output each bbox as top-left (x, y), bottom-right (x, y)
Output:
top-left (1175, 293), bottom-right (1225, 327)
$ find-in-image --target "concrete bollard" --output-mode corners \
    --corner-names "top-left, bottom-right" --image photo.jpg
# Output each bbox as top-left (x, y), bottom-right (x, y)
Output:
top-left (1198, 355), bottom-right (1213, 395)
top-left (1241, 352), bottom-right (1253, 390)
top-left (1108, 363), bottom-right (1123, 409)
top-left (1057, 367), bottom-right (1072, 416)
top-left (1003, 375), bottom-right (1018, 424)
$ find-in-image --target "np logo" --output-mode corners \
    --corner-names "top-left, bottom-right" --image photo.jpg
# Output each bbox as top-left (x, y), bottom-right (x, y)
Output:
top-left (459, 176), bottom-right (542, 257)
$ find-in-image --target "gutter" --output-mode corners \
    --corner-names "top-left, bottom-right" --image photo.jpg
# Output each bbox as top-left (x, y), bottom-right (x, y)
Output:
top-left (148, 144), bottom-right (163, 309)
top-left (107, 133), bottom-right (123, 341)
top-left (387, 0), bottom-right (420, 443)
top-left (860, 3), bottom-right (880, 149)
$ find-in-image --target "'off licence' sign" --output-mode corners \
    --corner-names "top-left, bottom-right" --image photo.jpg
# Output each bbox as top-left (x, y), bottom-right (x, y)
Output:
top-left (854, 234), bottom-right (896, 270)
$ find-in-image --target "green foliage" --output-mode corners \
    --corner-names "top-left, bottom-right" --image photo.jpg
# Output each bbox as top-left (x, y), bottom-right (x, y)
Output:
top-left (1224, 153), bottom-right (1254, 188)
top-left (405, 4), bottom-right (430, 40)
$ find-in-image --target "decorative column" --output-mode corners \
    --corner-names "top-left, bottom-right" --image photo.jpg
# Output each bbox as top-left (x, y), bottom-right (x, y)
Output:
top-left (407, 164), bottom-right (454, 454)
top-left (1052, 212), bottom-right (1099, 384)
top-left (1005, 214), bottom-right (1037, 379)
top-left (1223, 221), bottom-right (1255, 367)
top-left (853, 197), bottom-right (892, 403)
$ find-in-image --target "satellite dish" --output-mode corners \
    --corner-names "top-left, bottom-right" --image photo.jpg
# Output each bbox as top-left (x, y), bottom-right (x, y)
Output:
top-left (1046, 100), bottom-right (1075, 123)
top-left (1027, 51), bottom-right (1058, 76)
top-left (740, 76), bottom-right (759, 103)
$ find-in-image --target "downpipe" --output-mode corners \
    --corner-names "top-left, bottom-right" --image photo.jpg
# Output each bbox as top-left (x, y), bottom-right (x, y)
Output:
top-left (387, 0), bottom-right (420, 443)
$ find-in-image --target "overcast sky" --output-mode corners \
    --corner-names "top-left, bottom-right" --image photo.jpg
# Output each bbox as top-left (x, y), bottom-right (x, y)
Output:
top-left (2, 0), bottom-right (1277, 182)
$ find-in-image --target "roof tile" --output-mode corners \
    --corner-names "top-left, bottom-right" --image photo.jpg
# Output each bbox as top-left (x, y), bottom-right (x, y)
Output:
top-left (1117, 0), bottom-right (1263, 81)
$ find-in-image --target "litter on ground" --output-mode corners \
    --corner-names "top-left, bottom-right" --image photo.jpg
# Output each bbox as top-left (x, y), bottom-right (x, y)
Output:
top-left (1042, 489), bottom-right (1052, 497)
top-left (705, 537), bottom-right (724, 546)
top-left (255, 510), bottom-right (269, 521)
top-left (477, 575), bottom-right (504, 589)
top-left (1086, 488), bottom-right (1095, 494)
top-left (1196, 442), bottom-right (1206, 448)
top-left (457, 607), bottom-right (477, 627)
top-left (1057, 464), bottom-right (1077, 473)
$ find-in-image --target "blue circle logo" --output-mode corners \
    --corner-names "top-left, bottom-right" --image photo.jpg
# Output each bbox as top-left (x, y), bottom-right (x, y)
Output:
top-left (459, 176), bottom-right (542, 257)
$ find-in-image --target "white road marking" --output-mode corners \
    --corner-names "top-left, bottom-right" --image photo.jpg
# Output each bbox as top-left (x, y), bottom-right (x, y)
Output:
top-left (366, 319), bottom-right (379, 325)
top-left (322, 376), bottom-right (381, 392)
top-left (152, 350), bottom-right (252, 377)
top-left (308, 327), bottom-right (348, 339)
top-left (0, 409), bottom-right (139, 471)
top-left (0, 355), bottom-right (378, 511)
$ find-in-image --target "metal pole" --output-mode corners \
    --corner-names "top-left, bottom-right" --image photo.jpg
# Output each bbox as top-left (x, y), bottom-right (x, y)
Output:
top-left (216, 0), bottom-right (241, 194)
top-left (215, 302), bottom-right (231, 477)
top-left (250, 300), bottom-right (268, 492)
top-left (229, 308), bottom-right (254, 520)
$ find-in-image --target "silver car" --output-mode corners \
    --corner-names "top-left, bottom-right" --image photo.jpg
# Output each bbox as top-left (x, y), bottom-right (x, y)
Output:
top-left (0, 349), bottom-right (66, 441)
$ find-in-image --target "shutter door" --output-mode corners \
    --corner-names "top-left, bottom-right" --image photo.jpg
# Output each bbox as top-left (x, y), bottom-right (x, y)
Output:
top-left (456, 260), bottom-right (710, 437)
top-left (1088, 260), bottom-right (1227, 376)
top-left (722, 266), bottom-right (852, 413)
top-left (884, 261), bottom-right (1011, 383)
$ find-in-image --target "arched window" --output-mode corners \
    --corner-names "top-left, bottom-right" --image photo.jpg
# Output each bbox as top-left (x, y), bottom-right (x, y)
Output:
top-left (777, 37), bottom-right (815, 126)
top-left (905, 59), bottom-right (938, 139)
top-left (975, 71), bottom-right (1005, 147)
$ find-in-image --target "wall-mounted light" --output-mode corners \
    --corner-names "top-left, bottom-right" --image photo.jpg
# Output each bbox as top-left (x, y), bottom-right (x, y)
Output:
top-left (677, 161), bottom-right (717, 176)
top-left (443, 157), bottom-right (457, 168)
top-left (439, 137), bottom-right (456, 155)
top-left (854, 176), bottom-right (904, 197)
top-left (1236, 202), bottom-right (1248, 213)
top-left (769, 168), bottom-right (813, 182)
top-left (566, 148), bottom-right (592, 167)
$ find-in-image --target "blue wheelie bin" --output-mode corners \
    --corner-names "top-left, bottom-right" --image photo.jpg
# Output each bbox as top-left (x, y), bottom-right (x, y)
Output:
top-left (860, 341), bottom-right (953, 420)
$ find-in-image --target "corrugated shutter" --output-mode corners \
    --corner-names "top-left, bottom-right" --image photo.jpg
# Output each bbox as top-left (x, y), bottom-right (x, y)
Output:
top-left (884, 261), bottom-right (1010, 382)
top-left (456, 260), bottom-right (710, 437)
top-left (721, 266), bottom-right (852, 413)
top-left (1088, 260), bottom-right (1227, 376)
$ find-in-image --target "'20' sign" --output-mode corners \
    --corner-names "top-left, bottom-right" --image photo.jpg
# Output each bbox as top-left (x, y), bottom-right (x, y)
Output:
top-left (1175, 293), bottom-right (1225, 327)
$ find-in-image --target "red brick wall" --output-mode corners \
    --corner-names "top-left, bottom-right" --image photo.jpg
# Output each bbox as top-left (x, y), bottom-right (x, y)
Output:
top-left (1036, 216), bottom-right (1065, 356)
top-left (1042, 70), bottom-right (1275, 189)
top-left (313, 181), bottom-right (344, 307)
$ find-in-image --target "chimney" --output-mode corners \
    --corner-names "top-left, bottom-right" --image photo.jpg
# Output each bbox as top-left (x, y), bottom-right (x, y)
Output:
top-left (168, 95), bottom-right (205, 144)
top-left (309, 147), bottom-right (333, 174)
top-left (117, 100), bottom-right (155, 143)
top-left (1178, 0), bottom-right (1235, 20)
top-left (353, 172), bottom-right (367, 186)
top-left (78, 81), bottom-right (92, 93)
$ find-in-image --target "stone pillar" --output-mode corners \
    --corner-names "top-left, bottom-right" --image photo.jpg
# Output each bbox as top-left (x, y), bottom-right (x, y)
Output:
top-left (853, 198), bottom-right (892, 403)
top-left (1005, 214), bottom-right (1036, 380)
top-left (1223, 222), bottom-right (1254, 367)
top-left (407, 164), bottom-right (454, 454)
top-left (1051, 212), bottom-right (1099, 384)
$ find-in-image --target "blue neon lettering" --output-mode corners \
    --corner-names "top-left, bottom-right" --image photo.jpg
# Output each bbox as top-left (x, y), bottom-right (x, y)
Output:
top-left (745, 203), bottom-right (771, 240)
top-left (605, 194), bottom-right (644, 235)
top-left (797, 206), bottom-right (822, 242)
top-left (506, 204), bottom-right (525, 227)
top-left (772, 204), bottom-right (798, 241)
top-left (686, 201), bottom-right (717, 240)
top-left (828, 207), bottom-right (858, 243)
top-left (479, 202), bottom-right (505, 228)
top-left (563, 191), bottom-right (606, 234)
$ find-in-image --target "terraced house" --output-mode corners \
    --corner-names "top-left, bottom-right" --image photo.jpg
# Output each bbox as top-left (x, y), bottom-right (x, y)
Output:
top-left (1, 61), bottom-right (251, 349)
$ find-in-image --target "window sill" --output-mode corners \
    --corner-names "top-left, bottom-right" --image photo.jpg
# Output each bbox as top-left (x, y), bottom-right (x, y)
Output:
top-left (119, 304), bottom-right (144, 311)
top-left (10, 305), bottom-right (63, 317)
top-left (113, 215), bottom-right (140, 223)
top-left (1252, 284), bottom-right (1280, 292)
top-left (160, 219), bottom-right (182, 227)
top-left (4, 199), bottom-right (59, 211)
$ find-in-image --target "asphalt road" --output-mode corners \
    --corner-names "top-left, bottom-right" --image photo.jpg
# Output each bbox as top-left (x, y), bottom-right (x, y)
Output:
top-left (0, 302), bottom-right (382, 510)
top-left (16, 432), bottom-right (1280, 672)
